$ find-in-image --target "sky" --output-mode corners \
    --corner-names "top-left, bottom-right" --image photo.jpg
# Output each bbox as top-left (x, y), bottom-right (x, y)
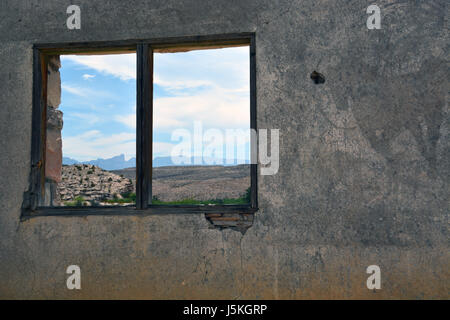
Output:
top-left (59, 46), bottom-right (250, 163)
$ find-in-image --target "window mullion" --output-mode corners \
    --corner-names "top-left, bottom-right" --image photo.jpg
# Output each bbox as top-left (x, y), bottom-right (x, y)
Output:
top-left (250, 35), bottom-right (258, 209)
top-left (136, 43), bottom-right (152, 209)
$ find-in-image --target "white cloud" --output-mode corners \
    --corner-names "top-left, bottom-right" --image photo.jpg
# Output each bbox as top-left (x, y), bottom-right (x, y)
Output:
top-left (153, 142), bottom-right (176, 157)
top-left (154, 46), bottom-right (249, 92)
top-left (61, 83), bottom-right (87, 97)
top-left (61, 46), bottom-right (249, 91)
top-left (153, 75), bottom-right (213, 92)
top-left (62, 54), bottom-right (136, 81)
top-left (114, 113), bottom-right (136, 129)
top-left (152, 46), bottom-right (250, 132)
top-left (61, 83), bottom-right (118, 100)
top-left (82, 74), bottom-right (95, 80)
top-left (153, 88), bottom-right (250, 131)
top-left (60, 47), bottom-right (251, 160)
top-left (67, 112), bottom-right (101, 125)
top-left (63, 130), bottom-right (136, 161)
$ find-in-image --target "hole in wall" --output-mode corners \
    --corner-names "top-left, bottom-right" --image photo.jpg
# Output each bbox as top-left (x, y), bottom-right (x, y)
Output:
top-left (310, 71), bottom-right (325, 84)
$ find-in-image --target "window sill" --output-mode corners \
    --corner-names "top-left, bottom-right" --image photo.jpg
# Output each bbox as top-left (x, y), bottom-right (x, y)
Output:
top-left (21, 205), bottom-right (257, 232)
top-left (21, 204), bottom-right (258, 219)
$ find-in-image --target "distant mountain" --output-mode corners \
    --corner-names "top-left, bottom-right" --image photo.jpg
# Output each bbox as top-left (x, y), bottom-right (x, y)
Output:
top-left (63, 154), bottom-right (135, 170)
top-left (62, 156), bottom-right (80, 165)
top-left (63, 154), bottom-right (249, 170)
top-left (153, 156), bottom-right (248, 167)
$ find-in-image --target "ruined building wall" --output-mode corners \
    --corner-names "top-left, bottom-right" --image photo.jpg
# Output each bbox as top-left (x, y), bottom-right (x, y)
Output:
top-left (44, 56), bottom-right (62, 206)
top-left (0, 0), bottom-right (448, 298)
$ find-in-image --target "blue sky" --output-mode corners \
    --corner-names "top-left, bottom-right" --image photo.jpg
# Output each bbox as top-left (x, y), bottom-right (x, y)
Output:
top-left (59, 46), bottom-right (250, 162)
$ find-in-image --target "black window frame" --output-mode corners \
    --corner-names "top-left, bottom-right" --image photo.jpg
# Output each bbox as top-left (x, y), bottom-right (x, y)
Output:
top-left (22, 33), bottom-right (258, 218)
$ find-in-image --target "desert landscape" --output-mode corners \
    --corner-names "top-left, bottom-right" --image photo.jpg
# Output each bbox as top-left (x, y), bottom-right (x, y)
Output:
top-left (57, 164), bottom-right (250, 206)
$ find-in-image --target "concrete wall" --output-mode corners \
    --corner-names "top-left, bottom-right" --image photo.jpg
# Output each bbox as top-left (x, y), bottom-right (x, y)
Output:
top-left (0, 0), bottom-right (448, 299)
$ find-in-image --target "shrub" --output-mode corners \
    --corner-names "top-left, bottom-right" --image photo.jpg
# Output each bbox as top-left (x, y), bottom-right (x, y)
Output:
top-left (65, 196), bottom-right (85, 207)
top-left (74, 196), bottom-right (84, 206)
top-left (103, 192), bottom-right (136, 204)
top-left (244, 186), bottom-right (251, 203)
top-left (121, 192), bottom-right (136, 202)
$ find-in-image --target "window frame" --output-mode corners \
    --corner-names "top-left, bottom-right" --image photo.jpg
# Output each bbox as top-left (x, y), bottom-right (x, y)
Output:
top-left (23, 33), bottom-right (257, 218)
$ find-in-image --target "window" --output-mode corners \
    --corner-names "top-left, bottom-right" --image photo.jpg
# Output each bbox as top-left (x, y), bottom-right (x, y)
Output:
top-left (23, 34), bottom-right (257, 218)
top-left (44, 53), bottom-right (137, 208)
top-left (152, 46), bottom-right (251, 206)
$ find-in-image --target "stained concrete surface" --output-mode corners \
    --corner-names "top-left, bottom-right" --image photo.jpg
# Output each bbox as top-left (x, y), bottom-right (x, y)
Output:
top-left (0, 0), bottom-right (448, 298)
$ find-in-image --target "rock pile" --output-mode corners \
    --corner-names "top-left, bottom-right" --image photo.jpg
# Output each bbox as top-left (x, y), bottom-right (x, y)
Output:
top-left (57, 164), bottom-right (134, 205)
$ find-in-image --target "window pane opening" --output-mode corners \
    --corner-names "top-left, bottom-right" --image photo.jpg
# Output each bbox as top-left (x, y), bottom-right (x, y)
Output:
top-left (151, 46), bottom-right (251, 205)
top-left (43, 53), bottom-right (137, 207)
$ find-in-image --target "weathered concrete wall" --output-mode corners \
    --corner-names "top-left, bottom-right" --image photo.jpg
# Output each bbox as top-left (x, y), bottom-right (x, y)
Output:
top-left (0, 0), bottom-right (448, 299)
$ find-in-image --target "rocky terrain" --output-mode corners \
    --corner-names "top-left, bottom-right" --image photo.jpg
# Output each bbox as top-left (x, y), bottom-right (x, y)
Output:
top-left (144, 165), bottom-right (249, 202)
top-left (57, 164), bottom-right (134, 206)
top-left (56, 164), bottom-right (250, 205)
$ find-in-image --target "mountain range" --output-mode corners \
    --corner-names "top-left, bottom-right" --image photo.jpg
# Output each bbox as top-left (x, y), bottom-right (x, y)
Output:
top-left (63, 154), bottom-right (249, 170)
